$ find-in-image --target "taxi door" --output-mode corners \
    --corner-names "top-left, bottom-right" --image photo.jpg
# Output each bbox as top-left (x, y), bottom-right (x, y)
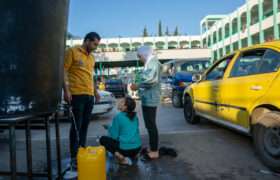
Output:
top-left (217, 48), bottom-right (280, 129)
top-left (193, 58), bottom-right (232, 118)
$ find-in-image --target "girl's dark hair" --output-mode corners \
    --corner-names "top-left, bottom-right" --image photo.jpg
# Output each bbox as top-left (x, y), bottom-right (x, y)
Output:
top-left (124, 96), bottom-right (136, 120)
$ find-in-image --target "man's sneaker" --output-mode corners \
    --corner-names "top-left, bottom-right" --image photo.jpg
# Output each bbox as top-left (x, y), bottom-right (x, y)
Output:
top-left (63, 160), bottom-right (78, 179)
top-left (63, 169), bottom-right (77, 180)
top-left (70, 160), bottom-right (77, 170)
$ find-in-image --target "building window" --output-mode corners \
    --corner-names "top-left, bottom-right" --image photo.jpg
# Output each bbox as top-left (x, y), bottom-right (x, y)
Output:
top-left (278, 24), bottom-right (280, 39)
top-left (225, 23), bottom-right (230, 38)
top-left (202, 23), bottom-right (207, 33)
top-left (225, 45), bottom-right (231, 54)
top-left (191, 41), bottom-right (201, 48)
top-left (219, 48), bottom-right (223, 57)
top-left (213, 50), bottom-right (218, 61)
top-left (233, 42), bottom-right (239, 51)
top-left (251, 5), bottom-right (259, 25)
top-left (202, 38), bottom-right (207, 48)
top-left (180, 41), bottom-right (189, 49)
top-left (241, 38), bottom-right (248, 48)
top-left (132, 43), bottom-right (142, 50)
top-left (155, 42), bottom-right (165, 50)
top-left (240, 12), bottom-right (247, 32)
top-left (109, 43), bottom-right (119, 52)
top-left (264, 27), bottom-right (274, 42)
top-left (213, 32), bottom-right (217, 44)
top-left (207, 36), bottom-right (211, 47)
top-left (252, 33), bottom-right (260, 45)
top-left (168, 41), bottom-right (178, 49)
top-left (263, 0), bottom-right (273, 19)
top-left (144, 42), bottom-right (153, 47)
top-left (232, 18), bottom-right (238, 34)
top-left (218, 28), bottom-right (223, 41)
top-left (121, 43), bottom-right (130, 52)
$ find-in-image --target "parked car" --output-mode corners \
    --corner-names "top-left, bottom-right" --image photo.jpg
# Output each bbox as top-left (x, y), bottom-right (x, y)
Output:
top-left (183, 41), bottom-right (280, 172)
top-left (59, 90), bottom-right (115, 116)
top-left (160, 76), bottom-right (173, 99)
top-left (163, 59), bottom-right (210, 107)
top-left (93, 90), bottom-right (116, 115)
top-left (105, 79), bottom-right (126, 97)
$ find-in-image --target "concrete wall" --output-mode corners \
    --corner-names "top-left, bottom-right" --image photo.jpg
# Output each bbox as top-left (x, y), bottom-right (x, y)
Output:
top-left (94, 48), bottom-right (211, 62)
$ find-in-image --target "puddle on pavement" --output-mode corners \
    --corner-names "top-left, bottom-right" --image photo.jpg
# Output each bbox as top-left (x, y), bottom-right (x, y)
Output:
top-left (107, 156), bottom-right (197, 180)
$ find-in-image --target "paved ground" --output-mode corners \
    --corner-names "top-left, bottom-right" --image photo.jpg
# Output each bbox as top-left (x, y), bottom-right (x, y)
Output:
top-left (0, 100), bottom-right (279, 180)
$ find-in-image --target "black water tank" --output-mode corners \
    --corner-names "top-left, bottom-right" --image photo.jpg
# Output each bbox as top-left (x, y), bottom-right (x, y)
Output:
top-left (0, 0), bottom-right (70, 119)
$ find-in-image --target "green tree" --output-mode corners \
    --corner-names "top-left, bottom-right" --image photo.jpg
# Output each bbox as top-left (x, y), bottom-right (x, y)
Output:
top-left (143, 26), bottom-right (148, 37)
top-left (174, 26), bottom-right (179, 36)
top-left (158, 21), bottom-right (163, 36)
top-left (67, 32), bottom-right (74, 39)
top-left (165, 27), bottom-right (169, 36)
top-left (67, 32), bottom-right (80, 40)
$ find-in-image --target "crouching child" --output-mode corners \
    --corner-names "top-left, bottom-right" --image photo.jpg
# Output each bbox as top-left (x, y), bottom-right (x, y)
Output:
top-left (99, 97), bottom-right (141, 165)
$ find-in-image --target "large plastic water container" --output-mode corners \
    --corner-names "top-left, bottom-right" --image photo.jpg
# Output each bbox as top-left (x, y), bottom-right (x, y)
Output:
top-left (0, 0), bottom-right (69, 119)
top-left (77, 146), bottom-right (106, 180)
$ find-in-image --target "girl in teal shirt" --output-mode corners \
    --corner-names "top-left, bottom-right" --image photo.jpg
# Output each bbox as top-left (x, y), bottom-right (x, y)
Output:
top-left (100, 97), bottom-right (141, 165)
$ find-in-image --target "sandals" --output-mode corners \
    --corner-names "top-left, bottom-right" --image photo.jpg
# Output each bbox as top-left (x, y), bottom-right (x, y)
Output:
top-left (140, 146), bottom-right (178, 161)
top-left (118, 157), bottom-right (133, 166)
top-left (140, 152), bottom-right (159, 161)
top-left (159, 147), bottom-right (178, 157)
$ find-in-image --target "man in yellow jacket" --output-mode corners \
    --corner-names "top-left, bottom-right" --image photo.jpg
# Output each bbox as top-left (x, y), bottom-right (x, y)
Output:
top-left (64, 32), bottom-right (101, 168)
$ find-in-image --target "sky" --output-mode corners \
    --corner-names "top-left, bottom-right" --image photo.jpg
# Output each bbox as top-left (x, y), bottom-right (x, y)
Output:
top-left (67, 0), bottom-right (245, 38)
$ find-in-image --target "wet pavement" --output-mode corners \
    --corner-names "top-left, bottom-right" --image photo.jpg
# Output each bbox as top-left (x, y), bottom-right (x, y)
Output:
top-left (0, 100), bottom-right (279, 180)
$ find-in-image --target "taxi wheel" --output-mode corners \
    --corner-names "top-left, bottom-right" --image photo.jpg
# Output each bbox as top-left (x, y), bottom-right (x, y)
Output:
top-left (253, 123), bottom-right (280, 172)
top-left (172, 90), bottom-right (182, 108)
top-left (184, 96), bottom-right (200, 124)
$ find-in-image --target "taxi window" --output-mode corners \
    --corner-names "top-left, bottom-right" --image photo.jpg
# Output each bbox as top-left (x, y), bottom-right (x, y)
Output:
top-left (261, 49), bottom-right (280, 73)
top-left (230, 49), bottom-right (279, 77)
top-left (205, 56), bottom-right (233, 81)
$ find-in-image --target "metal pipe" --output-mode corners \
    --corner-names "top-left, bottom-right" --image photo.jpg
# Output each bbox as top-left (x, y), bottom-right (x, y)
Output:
top-left (45, 116), bottom-right (52, 180)
top-left (55, 113), bottom-right (62, 179)
top-left (9, 124), bottom-right (16, 180)
top-left (25, 119), bottom-right (32, 179)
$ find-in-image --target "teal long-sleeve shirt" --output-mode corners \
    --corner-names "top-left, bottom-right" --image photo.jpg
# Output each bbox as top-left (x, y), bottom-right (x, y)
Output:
top-left (108, 112), bottom-right (142, 150)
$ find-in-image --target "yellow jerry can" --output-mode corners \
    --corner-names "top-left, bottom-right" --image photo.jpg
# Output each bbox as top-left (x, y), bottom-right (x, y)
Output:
top-left (77, 146), bottom-right (106, 180)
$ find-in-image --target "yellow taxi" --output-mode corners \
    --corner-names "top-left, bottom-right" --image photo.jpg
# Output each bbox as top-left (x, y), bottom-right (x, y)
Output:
top-left (183, 41), bottom-right (280, 172)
